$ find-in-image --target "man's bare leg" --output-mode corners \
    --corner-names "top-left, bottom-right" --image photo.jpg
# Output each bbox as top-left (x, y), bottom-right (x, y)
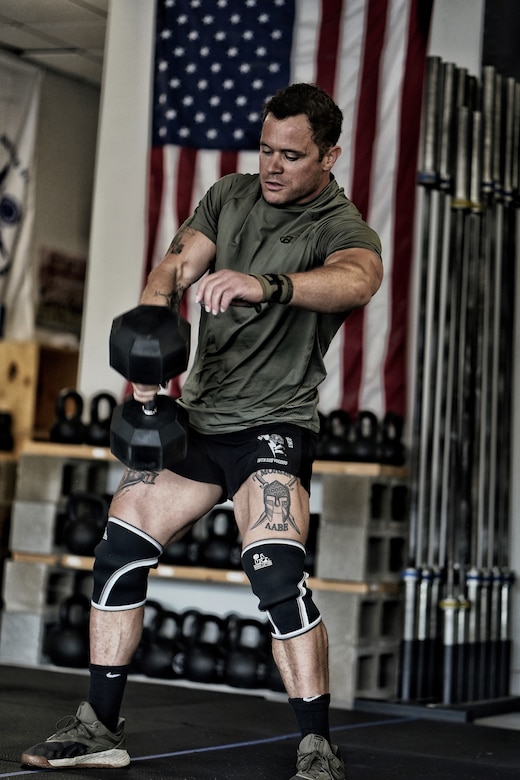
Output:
top-left (271, 622), bottom-right (329, 698)
top-left (89, 606), bottom-right (144, 666)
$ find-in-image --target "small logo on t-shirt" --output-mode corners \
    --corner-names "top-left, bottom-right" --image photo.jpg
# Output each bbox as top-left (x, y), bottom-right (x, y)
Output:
top-left (279, 235), bottom-right (294, 243)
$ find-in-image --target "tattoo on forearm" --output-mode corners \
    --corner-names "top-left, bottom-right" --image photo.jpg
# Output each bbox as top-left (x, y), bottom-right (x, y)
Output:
top-left (153, 286), bottom-right (184, 311)
top-left (250, 471), bottom-right (301, 533)
top-left (114, 468), bottom-right (160, 498)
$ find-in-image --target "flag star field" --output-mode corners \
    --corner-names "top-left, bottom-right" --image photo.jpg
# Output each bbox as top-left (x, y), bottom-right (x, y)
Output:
top-left (153, 0), bottom-right (295, 149)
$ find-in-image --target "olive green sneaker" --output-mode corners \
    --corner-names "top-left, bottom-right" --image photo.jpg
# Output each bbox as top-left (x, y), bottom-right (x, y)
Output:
top-left (290, 733), bottom-right (345, 779)
top-left (20, 701), bottom-right (130, 769)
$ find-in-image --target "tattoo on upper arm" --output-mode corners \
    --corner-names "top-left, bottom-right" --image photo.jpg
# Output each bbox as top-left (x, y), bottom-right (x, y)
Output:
top-left (167, 225), bottom-right (196, 255)
top-left (168, 234), bottom-right (184, 255)
top-left (250, 470), bottom-right (301, 534)
top-left (114, 468), bottom-right (160, 498)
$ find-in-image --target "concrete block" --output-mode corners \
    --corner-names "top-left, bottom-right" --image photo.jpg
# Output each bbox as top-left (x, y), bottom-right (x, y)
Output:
top-left (16, 455), bottom-right (69, 502)
top-left (316, 524), bottom-right (369, 582)
top-left (320, 475), bottom-right (372, 526)
top-left (315, 589), bottom-right (404, 647)
top-left (16, 455), bottom-right (109, 503)
top-left (9, 501), bottom-right (57, 554)
top-left (316, 472), bottom-right (408, 581)
top-left (0, 611), bottom-right (47, 665)
top-left (2, 560), bottom-right (75, 612)
top-left (317, 590), bottom-right (403, 704)
top-left (328, 643), bottom-right (400, 708)
top-left (316, 526), bottom-right (406, 581)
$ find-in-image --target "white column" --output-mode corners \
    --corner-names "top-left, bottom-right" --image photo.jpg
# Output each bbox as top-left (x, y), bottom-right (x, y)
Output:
top-left (77, 0), bottom-right (155, 401)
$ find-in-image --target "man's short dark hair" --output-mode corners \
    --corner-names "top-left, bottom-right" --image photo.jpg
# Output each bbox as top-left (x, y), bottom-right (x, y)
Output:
top-left (262, 83), bottom-right (343, 159)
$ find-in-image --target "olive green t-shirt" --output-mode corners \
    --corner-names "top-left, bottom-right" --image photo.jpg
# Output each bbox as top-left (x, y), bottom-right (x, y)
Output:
top-left (178, 173), bottom-right (381, 434)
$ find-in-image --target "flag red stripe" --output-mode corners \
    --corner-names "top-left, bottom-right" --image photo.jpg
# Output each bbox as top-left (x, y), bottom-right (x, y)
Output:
top-left (349, 0), bottom-right (388, 220)
top-left (220, 150), bottom-right (239, 178)
top-left (144, 147), bottom-right (165, 283)
top-left (176, 147), bottom-right (198, 226)
top-left (315, 0), bottom-right (344, 94)
top-left (384, 0), bottom-right (432, 415)
top-left (341, 0), bottom-right (389, 414)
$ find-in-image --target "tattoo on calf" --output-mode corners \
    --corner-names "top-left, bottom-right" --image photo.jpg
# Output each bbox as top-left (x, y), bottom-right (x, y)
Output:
top-left (114, 468), bottom-right (160, 498)
top-left (250, 470), bottom-right (301, 534)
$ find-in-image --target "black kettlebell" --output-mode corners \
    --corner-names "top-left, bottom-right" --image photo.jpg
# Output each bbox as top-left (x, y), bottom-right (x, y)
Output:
top-left (202, 509), bottom-right (239, 569)
top-left (162, 525), bottom-right (201, 566)
top-left (137, 609), bottom-right (181, 679)
top-left (130, 599), bottom-right (164, 673)
top-left (351, 410), bottom-right (379, 462)
top-left (171, 609), bottom-right (203, 678)
top-left (378, 412), bottom-right (406, 466)
top-left (45, 593), bottom-right (90, 668)
top-left (260, 622), bottom-right (285, 692)
top-left (184, 613), bottom-right (226, 684)
top-left (50, 388), bottom-right (86, 444)
top-left (85, 392), bottom-right (117, 447)
top-left (185, 527), bottom-right (202, 565)
top-left (224, 616), bottom-right (268, 689)
top-left (0, 411), bottom-right (14, 451)
top-left (316, 409), bottom-right (352, 461)
top-left (162, 535), bottom-right (189, 565)
top-left (62, 492), bottom-right (108, 556)
top-left (304, 513), bottom-right (320, 577)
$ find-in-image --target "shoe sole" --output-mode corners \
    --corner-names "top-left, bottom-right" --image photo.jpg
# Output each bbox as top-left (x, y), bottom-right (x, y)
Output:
top-left (20, 748), bottom-right (130, 769)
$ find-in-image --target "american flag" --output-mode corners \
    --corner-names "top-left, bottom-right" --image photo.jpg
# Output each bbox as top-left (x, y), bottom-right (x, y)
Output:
top-left (146, 0), bottom-right (432, 419)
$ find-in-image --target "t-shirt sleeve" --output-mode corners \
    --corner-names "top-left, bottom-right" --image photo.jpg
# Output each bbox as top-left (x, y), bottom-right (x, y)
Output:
top-left (315, 203), bottom-right (382, 262)
top-left (184, 174), bottom-right (239, 244)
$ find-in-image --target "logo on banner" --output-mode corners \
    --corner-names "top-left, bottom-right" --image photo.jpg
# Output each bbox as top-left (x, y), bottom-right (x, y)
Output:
top-left (0, 134), bottom-right (27, 277)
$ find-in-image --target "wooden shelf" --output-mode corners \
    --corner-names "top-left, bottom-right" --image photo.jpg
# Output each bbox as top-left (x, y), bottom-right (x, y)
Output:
top-left (11, 551), bottom-right (399, 594)
top-left (0, 452), bottom-right (17, 462)
top-left (313, 460), bottom-right (407, 478)
top-left (18, 441), bottom-right (407, 478)
top-left (20, 440), bottom-right (117, 461)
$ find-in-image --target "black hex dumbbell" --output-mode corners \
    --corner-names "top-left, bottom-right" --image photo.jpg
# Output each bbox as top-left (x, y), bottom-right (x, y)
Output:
top-left (109, 305), bottom-right (190, 470)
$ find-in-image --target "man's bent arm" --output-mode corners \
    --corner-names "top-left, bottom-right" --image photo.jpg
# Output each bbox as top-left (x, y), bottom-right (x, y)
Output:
top-left (140, 225), bottom-right (216, 312)
top-left (287, 247), bottom-right (383, 314)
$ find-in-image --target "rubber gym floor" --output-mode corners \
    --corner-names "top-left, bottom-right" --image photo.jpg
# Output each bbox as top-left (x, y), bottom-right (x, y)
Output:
top-left (1, 664), bottom-right (519, 780)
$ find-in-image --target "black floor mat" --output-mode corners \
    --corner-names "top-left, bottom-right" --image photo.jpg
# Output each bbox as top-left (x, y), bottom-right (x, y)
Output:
top-left (1, 665), bottom-right (519, 779)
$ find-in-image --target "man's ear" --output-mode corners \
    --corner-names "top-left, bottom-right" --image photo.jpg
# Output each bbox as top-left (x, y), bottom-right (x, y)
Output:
top-left (323, 145), bottom-right (342, 171)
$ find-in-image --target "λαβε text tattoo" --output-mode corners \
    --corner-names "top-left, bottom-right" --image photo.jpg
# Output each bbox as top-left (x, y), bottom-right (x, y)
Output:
top-left (250, 471), bottom-right (301, 533)
top-left (113, 468), bottom-right (160, 498)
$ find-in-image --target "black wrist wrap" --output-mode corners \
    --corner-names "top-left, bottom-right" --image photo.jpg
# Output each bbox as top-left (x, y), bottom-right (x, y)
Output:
top-left (250, 273), bottom-right (294, 304)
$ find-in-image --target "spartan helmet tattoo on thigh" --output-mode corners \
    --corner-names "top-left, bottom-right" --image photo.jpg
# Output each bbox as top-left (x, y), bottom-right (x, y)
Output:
top-left (251, 473), bottom-right (300, 533)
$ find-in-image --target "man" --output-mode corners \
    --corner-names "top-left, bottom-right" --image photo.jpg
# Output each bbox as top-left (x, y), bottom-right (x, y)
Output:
top-left (22, 83), bottom-right (382, 779)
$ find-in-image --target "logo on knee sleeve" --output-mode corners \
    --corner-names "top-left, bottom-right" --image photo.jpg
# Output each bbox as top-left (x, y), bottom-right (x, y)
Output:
top-left (252, 552), bottom-right (273, 571)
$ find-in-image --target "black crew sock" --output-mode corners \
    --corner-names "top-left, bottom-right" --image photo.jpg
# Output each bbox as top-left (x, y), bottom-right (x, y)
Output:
top-left (289, 694), bottom-right (331, 743)
top-left (88, 663), bottom-right (130, 733)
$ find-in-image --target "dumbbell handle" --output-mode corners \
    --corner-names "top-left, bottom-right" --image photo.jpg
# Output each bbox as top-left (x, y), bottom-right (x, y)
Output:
top-left (142, 398), bottom-right (158, 417)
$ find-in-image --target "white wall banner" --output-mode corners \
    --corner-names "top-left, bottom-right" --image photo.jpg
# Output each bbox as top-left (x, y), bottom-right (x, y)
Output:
top-left (0, 52), bottom-right (42, 340)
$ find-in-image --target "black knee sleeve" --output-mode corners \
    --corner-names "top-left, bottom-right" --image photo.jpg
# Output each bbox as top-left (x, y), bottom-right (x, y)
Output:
top-left (241, 539), bottom-right (321, 639)
top-left (92, 517), bottom-right (163, 610)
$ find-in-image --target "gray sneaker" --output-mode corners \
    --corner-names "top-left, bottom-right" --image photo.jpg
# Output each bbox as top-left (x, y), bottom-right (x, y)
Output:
top-left (20, 701), bottom-right (130, 769)
top-left (290, 733), bottom-right (345, 779)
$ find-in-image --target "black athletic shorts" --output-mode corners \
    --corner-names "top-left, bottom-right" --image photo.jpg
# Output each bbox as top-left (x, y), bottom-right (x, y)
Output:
top-left (170, 422), bottom-right (318, 500)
